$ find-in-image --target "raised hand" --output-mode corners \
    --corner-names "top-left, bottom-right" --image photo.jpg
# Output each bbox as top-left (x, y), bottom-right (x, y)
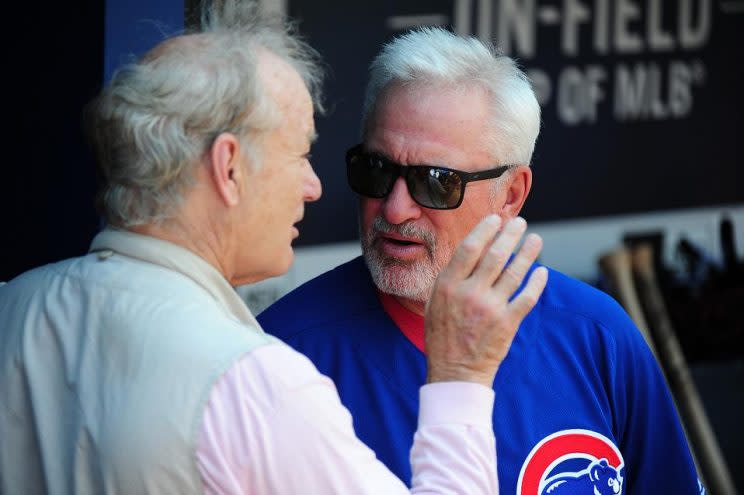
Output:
top-left (425, 215), bottom-right (548, 387)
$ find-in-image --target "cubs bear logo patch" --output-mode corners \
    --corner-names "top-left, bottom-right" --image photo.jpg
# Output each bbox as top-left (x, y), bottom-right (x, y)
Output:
top-left (517, 429), bottom-right (625, 495)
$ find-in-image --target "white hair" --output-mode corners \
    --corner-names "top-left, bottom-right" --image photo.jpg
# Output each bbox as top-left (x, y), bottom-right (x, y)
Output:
top-left (362, 27), bottom-right (540, 165)
top-left (85, 0), bottom-right (324, 228)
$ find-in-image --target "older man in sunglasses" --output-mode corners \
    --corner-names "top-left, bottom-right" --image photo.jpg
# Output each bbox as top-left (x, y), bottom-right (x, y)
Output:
top-left (258, 28), bottom-right (703, 494)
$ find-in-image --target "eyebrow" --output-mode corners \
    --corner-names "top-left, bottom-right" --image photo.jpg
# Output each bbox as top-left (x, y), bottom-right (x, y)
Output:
top-left (366, 148), bottom-right (442, 168)
top-left (361, 147), bottom-right (513, 173)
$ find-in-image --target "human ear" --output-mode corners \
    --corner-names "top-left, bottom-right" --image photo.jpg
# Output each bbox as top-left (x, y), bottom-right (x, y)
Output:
top-left (208, 133), bottom-right (245, 207)
top-left (500, 165), bottom-right (532, 217)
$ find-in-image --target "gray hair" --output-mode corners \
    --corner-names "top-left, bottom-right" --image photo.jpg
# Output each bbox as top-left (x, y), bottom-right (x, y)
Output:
top-left (85, 0), bottom-right (324, 227)
top-left (362, 27), bottom-right (540, 166)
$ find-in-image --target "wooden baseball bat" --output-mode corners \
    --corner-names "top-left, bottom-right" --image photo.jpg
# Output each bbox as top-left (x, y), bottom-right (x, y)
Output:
top-left (632, 243), bottom-right (738, 495)
top-left (598, 247), bottom-right (658, 359)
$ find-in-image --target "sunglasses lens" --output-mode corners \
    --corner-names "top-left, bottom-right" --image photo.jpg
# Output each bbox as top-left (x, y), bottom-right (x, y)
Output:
top-left (347, 153), bottom-right (395, 198)
top-left (346, 147), bottom-right (465, 209)
top-left (407, 167), bottom-right (463, 209)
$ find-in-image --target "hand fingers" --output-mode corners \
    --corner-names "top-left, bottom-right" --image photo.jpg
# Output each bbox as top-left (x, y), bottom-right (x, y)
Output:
top-left (507, 266), bottom-right (549, 321)
top-left (470, 216), bottom-right (527, 286)
top-left (493, 232), bottom-right (543, 298)
top-left (441, 215), bottom-right (502, 281)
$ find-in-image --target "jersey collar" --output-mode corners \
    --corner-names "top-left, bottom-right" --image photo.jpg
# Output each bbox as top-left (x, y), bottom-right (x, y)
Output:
top-left (377, 291), bottom-right (426, 354)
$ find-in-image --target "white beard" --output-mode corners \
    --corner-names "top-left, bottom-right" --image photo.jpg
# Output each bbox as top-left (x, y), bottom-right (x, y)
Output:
top-left (361, 217), bottom-right (451, 303)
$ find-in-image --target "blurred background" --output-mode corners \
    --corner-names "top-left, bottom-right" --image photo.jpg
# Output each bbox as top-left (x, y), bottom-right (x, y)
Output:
top-left (2, 0), bottom-right (742, 490)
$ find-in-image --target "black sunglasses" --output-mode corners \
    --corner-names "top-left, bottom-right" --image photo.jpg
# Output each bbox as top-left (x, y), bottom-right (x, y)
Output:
top-left (346, 144), bottom-right (513, 210)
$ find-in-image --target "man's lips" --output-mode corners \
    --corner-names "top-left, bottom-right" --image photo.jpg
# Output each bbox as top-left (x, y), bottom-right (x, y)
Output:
top-left (292, 216), bottom-right (303, 239)
top-left (374, 234), bottom-right (428, 259)
top-left (378, 232), bottom-right (423, 245)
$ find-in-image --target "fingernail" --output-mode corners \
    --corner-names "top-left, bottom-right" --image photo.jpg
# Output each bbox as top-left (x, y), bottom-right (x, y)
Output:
top-left (525, 232), bottom-right (542, 245)
top-left (511, 216), bottom-right (527, 228)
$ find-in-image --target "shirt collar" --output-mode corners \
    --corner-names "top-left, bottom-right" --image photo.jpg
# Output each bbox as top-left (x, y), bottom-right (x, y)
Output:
top-left (377, 291), bottom-right (426, 354)
top-left (89, 228), bottom-right (261, 329)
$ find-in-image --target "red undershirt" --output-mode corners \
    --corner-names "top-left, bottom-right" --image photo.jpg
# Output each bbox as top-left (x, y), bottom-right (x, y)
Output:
top-left (377, 291), bottom-right (426, 354)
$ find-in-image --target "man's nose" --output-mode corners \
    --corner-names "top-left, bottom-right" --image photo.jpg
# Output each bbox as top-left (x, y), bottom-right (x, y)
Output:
top-left (381, 177), bottom-right (422, 225)
top-left (303, 163), bottom-right (322, 202)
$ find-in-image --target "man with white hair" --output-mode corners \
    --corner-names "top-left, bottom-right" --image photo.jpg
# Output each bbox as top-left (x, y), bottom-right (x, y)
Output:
top-left (0, 5), bottom-right (548, 494)
top-left (259, 27), bottom-right (703, 494)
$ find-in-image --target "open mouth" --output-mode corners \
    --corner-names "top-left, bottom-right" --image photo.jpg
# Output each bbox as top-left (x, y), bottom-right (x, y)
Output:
top-left (388, 238), bottom-right (417, 246)
top-left (381, 235), bottom-right (421, 247)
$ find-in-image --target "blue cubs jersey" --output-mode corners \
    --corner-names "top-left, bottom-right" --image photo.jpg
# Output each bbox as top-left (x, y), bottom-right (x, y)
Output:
top-left (258, 257), bottom-right (702, 494)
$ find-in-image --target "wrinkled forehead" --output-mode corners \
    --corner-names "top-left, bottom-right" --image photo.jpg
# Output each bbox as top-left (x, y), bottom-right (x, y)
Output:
top-left (258, 49), bottom-right (313, 119)
top-left (370, 80), bottom-right (490, 126)
top-left (367, 82), bottom-right (492, 145)
top-left (364, 82), bottom-right (495, 166)
top-left (257, 49), bottom-right (316, 149)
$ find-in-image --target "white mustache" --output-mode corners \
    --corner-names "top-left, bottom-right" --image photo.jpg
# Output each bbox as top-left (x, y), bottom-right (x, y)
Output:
top-left (369, 217), bottom-right (436, 254)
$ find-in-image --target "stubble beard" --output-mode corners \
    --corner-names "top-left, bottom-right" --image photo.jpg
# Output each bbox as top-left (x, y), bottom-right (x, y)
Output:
top-left (361, 217), bottom-right (451, 304)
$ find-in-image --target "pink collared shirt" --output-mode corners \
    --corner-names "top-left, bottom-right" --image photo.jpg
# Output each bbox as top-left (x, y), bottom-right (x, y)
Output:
top-left (197, 343), bottom-right (499, 494)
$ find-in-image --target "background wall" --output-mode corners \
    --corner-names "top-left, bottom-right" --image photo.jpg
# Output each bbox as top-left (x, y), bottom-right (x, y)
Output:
top-left (3, 0), bottom-right (741, 293)
top-left (1, 0), bottom-right (183, 282)
top-left (2, 1), bottom-right (104, 282)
